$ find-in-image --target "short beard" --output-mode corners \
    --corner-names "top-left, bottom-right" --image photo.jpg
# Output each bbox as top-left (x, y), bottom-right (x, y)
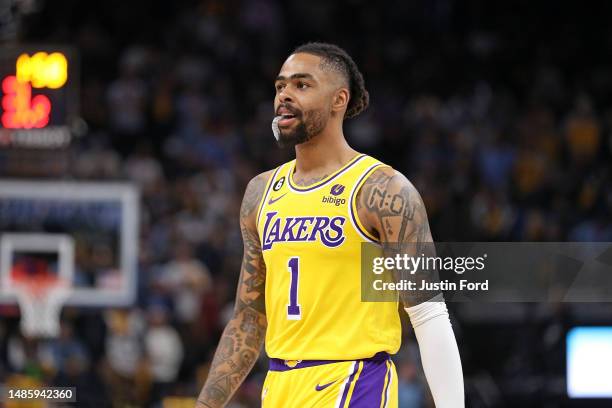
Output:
top-left (276, 109), bottom-right (327, 148)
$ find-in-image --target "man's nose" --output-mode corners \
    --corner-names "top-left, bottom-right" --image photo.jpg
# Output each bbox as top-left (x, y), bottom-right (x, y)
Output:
top-left (279, 88), bottom-right (294, 103)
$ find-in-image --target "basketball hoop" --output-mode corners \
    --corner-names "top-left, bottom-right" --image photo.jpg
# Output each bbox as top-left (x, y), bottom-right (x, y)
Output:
top-left (11, 273), bottom-right (71, 338)
top-left (0, 233), bottom-right (75, 338)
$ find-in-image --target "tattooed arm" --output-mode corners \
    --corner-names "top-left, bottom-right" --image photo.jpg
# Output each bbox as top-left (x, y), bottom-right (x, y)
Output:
top-left (196, 171), bottom-right (272, 408)
top-left (356, 167), bottom-right (436, 306)
top-left (357, 167), bottom-right (465, 408)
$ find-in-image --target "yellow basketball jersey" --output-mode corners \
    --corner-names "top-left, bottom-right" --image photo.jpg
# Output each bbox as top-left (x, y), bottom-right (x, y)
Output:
top-left (256, 154), bottom-right (402, 360)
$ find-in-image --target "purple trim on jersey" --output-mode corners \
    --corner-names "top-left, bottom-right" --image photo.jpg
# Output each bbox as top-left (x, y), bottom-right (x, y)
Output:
top-left (349, 163), bottom-right (383, 243)
top-left (346, 357), bottom-right (391, 407)
top-left (268, 352), bottom-right (389, 372)
top-left (338, 361), bottom-right (360, 408)
top-left (381, 362), bottom-right (392, 408)
top-left (268, 358), bottom-right (342, 372)
top-left (256, 166), bottom-right (282, 230)
top-left (287, 154), bottom-right (366, 192)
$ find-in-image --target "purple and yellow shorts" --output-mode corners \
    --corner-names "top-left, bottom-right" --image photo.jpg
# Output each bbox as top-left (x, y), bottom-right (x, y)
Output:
top-left (262, 352), bottom-right (397, 408)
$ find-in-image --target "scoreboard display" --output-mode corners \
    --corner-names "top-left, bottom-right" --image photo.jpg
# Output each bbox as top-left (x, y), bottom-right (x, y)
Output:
top-left (0, 46), bottom-right (78, 149)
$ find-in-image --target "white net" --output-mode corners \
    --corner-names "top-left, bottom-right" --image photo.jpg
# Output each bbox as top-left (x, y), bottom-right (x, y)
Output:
top-left (0, 233), bottom-right (75, 337)
top-left (13, 279), bottom-right (69, 338)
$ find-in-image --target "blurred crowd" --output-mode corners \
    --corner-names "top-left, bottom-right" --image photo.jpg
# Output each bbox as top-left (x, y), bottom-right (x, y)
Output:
top-left (1, 0), bottom-right (612, 406)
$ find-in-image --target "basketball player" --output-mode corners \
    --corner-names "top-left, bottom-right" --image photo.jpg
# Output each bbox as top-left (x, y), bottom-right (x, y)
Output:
top-left (196, 43), bottom-right (464, 408)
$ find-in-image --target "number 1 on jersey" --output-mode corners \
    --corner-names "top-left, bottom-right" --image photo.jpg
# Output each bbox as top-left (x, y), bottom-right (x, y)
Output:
top-left (287, 257), bottom-right (301, 320)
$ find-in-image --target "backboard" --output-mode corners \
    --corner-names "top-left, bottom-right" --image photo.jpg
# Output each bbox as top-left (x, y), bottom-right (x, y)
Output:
top-left (0, 180), bottom-right (139, 307)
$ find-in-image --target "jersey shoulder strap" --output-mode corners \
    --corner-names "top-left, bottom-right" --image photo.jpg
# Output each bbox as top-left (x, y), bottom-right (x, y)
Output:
top-left (348, 156), bottom-right (393, 242)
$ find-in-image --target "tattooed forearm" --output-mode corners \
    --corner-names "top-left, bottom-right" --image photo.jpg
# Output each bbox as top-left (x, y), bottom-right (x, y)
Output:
top-left (196, 310), bottom-right (265, 408)
top-left (357, 168), bottom-right (438, 306)
top-left (196, 172), bottom-right (270, 408)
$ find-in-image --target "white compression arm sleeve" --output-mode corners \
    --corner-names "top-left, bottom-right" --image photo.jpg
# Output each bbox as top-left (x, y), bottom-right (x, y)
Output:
top-left (405, 295), bottom-right (464, 408)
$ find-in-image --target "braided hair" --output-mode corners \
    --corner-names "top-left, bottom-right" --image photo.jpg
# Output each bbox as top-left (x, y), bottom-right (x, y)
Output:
top-left (293, 42), bottom-right (369, 119)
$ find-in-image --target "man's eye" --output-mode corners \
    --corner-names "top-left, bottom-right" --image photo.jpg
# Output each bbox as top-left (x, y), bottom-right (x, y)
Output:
top-left (297, 82), bottom-right (309, 89)
top-left (275, 84), bottom-right (285, 91)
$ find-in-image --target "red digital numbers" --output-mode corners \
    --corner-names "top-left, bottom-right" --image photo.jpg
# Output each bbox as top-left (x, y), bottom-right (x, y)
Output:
top-left (1, 75), bottom-right (51, 129)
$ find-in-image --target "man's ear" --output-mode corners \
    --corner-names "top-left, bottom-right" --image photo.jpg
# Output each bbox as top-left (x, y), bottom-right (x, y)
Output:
top-left (332, 88), bottom-right (350, 114)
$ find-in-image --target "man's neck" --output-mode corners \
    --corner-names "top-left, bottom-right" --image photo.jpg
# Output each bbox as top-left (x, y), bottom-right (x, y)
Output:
top-left (293, 129), bottom-right (358, 178)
